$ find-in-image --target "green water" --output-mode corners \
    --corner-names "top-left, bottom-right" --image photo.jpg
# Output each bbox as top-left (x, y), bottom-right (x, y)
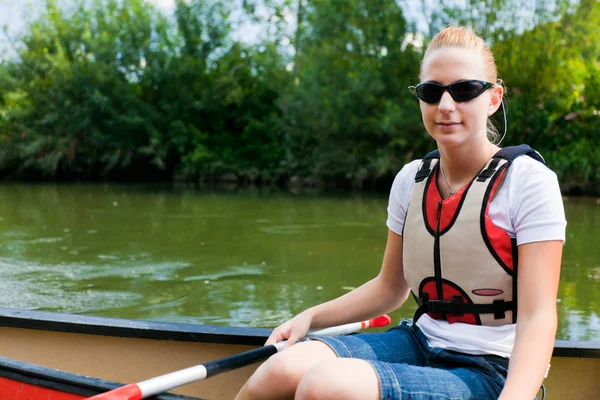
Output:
top-left (0, 184), bottom-right (598, 340)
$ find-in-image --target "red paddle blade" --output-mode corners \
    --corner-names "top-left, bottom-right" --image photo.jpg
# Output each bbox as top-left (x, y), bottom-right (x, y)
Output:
top-left (368, 315), bottom-right (391, 328)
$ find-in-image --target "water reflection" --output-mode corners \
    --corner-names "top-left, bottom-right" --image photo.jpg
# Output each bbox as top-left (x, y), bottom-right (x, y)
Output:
top-left (0, 183), bottom-right (597, 340)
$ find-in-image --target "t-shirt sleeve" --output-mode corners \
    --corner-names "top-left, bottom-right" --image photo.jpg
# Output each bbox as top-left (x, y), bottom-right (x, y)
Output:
top-left (508, 157), bottom-right (567, 245)
top-left (386, 160), bottom-right (421, 235)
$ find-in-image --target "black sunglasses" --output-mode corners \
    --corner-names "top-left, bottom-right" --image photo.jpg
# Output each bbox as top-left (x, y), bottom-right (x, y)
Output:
top-left (408, 79), bottom-right (497, 104)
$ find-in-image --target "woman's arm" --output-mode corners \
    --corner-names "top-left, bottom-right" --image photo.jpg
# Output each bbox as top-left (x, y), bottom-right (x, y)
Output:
top-left (498, 240), bottom-right (563, 400)
top-left (265, 229), bottom-right (411, 345)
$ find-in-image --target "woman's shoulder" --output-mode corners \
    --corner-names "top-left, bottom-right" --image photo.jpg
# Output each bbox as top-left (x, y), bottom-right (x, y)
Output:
top-left (400, 159), bottom-right (423, 175)
top-left (502, 152), bottom-right (566, 244)
top-left (509, 151), bottom-right (553, 170)
top-left (387, 159), bottom-right (422, 214)
top-left (506, 153), bottom-right (560, 190)
top-left (391, 159), bottom-right (422, 187)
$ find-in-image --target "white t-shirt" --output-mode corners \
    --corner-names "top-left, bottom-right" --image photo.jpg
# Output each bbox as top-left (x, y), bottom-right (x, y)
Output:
top-left (386, 154), bottom-right (567, 358)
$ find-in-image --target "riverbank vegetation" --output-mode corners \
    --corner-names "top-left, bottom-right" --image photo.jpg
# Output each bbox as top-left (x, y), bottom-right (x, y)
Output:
top-left (0, 0), bottom-right (598, 193)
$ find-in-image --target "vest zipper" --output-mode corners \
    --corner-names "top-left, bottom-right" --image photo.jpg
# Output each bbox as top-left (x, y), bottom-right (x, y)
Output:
top-left (434, 201), bottom-right (444, 300)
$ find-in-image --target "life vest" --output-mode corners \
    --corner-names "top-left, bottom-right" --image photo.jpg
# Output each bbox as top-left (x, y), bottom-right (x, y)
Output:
top-left (402, 145), bottom-right (545, 326)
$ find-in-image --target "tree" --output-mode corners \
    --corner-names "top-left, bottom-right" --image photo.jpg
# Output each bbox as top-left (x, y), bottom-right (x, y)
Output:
top-left (281, 0), bottom-right (421, 188)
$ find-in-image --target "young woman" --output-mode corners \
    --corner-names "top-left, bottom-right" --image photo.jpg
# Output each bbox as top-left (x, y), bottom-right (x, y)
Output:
top-left (235, 26), bottom-right (566, 400)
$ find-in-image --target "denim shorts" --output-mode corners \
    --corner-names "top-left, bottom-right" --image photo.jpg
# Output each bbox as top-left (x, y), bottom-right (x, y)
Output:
top-left (313, 320), bottom-right (509, 400)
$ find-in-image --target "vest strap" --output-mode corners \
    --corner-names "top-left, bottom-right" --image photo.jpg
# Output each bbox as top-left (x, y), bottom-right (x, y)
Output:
top-left (495, 144), bottom-right (546, 164)
top-left (415, 158), bottom-right (434, 182)
top-left (413, 296), bottom-right (515, 322)
top-left (476, 158), bottom-right (502, 182)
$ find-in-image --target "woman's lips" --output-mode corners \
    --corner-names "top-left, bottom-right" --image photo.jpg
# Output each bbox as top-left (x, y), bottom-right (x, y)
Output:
top-left (437, 122), bottom-right (461, 131)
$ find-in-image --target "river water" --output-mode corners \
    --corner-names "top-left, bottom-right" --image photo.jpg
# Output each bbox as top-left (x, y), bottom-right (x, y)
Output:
top-left (0, 183), bottom-right (597, 340)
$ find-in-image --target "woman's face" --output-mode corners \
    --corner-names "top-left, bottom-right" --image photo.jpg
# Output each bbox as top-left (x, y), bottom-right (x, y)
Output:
top-left (419, 47), bottom-right (501, 148)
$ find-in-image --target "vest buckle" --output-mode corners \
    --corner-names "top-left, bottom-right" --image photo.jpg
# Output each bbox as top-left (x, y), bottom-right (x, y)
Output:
top-left (493, 299), bottom-right (507, 319)
top-left (427, 300), bottom-right (450, 313)
top-left (427, 297), bottom-right (466, 316)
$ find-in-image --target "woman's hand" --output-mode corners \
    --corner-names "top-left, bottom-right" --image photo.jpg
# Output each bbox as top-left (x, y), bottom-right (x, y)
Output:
top-left (265, 309), bottom-right (314, 346)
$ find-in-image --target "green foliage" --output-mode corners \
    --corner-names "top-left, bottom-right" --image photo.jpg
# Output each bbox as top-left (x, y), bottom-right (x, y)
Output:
top-left (281, 0), bottom-right (422, 188)
top-left (1, 0), bottom-right (173, 178)
top-left (0, 0), bottom-right (283, 182)
top-left (492, 0), bottom-right (600, 193)
top-left (179, 42), bottom-right (285, 182)
top-left (0, 0), bottom-right (598, 192)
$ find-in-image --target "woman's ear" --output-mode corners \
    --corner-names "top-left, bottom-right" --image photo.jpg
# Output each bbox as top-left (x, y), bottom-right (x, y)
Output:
top-left (488, 84), bottom-right (503, 116)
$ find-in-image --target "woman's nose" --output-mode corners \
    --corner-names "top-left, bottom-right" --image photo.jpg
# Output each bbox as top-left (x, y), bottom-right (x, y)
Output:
top-left (438, 91), bottom-right (456, 112)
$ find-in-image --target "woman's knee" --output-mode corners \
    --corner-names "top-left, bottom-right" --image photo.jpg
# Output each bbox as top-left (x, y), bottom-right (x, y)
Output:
top-left (244, 353), bottom-right (298, 397)
top-left (296, 359), bottom-right (380, 400)
top-left (244, 341), bottom-right (336, 399)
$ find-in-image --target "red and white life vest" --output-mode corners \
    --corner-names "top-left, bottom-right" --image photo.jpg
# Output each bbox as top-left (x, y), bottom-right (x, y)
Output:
top-left (403, 145), bottom-right (545, 326)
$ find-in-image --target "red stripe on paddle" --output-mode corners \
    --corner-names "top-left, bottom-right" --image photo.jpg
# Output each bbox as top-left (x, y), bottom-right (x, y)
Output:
top-left (87, 384), bottom-right (142, 400)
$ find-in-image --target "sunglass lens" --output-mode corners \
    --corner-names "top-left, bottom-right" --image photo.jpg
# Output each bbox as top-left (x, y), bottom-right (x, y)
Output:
top-left (417, 84), bottom-right (443, 103)
top-left (450, 81), bottom-right (485, 102)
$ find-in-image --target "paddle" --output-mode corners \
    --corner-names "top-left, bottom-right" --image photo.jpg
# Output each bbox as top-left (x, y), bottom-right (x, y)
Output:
top-left (87, 315), bottom-right (391, 400)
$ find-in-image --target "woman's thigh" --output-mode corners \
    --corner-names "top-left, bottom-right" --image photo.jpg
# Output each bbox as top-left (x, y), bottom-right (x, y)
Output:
top-left (294, 354), bottom-right (501, 400)
top-left (369, 360), bottom-right (503, 400)
top-left (310, 321), bottom-right (505, 400)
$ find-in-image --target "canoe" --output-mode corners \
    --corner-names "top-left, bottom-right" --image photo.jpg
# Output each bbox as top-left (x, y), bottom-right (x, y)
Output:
top-left (0, 307), bottom-right (598, 400)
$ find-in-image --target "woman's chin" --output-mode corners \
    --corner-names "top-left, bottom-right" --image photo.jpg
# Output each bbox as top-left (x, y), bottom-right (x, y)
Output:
top-left (429, 132), bottom-right (466, 147)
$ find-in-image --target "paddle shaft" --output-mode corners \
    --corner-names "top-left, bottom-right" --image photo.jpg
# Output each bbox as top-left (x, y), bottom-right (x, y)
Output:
top-left (87, 343), bottom-right (285, 400)
top-left (87, 316), bottom-right (391, 400)
top-left (137, 342), bottom-right (284, 397)
top-left (137, 318), bottom-right (388, 397)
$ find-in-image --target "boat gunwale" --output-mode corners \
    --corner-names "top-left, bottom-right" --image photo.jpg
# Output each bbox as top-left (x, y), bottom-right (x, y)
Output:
top-left (0, 307), bottom-right (598, 358)
top-left (0, 307), bottom-right (270, 346)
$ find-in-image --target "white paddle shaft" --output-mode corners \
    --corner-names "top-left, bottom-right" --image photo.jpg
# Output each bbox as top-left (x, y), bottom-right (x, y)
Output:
top-left (137, 320), bottom-right (370, 397)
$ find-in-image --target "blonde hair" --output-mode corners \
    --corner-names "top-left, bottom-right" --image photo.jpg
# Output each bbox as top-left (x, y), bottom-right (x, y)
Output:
top-left (421, 26), bottom-right (503, 142)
